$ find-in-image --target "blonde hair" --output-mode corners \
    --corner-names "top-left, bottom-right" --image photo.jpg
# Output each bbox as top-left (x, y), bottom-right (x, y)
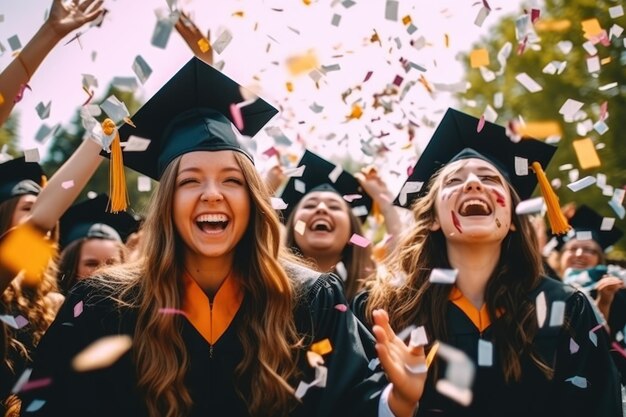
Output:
top-left (99, 152), bottom-right (300, 417)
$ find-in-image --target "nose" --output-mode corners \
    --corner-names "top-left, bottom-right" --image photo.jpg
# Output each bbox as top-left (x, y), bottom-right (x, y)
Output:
top-left (463, 173), bottom-right (483, 192)
top-left (315, 202), bottom-right (329, 212)
top-left (201, 183), bottom-right (223, 203)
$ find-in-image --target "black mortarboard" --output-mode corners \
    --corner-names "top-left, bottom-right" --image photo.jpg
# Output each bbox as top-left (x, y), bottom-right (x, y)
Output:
top-left (107, 57), bottom-right (278, 180)
top-left (59, 194), bottom-right (140, 250)
top-left (557, 205), bottom-right (623, 251)
top-left (0, 157), bottom-right (45, 204)
top-left (278, 150), bottom-right (373, 222)
top-left (395, 108), bottom-right (558, 207)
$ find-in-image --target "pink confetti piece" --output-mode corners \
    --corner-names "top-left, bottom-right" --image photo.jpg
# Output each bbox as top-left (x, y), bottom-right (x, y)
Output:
top-left (20, 377), bottom-right (52, 393)
top-left (392, 75), bottom-right (403, 86)
top-left (530, 8), bottom-right (540, 23)
top-left (477, 115), bottom-right (486, 133)
top-left (61, 180), bottom-right (75, 190)
top-left (481, 0), bottom-right (491, 10)
top-left (363, 71), bottom-right (373, 82)
top-left (569, 338), bottom-right (580, 354)
top-left (611, 342), bottom-right (626, 359)
top-left (600, 101), bottom-right (608, 121)
top-left (15, 315), bottom-right (28, 329)
top-left (349, 233), bottom-right (371, 248)
top-left (263, 147), bottom-right (278, 158)
top-left (342, 194), bottom-right (362, 203)
top-left (407, 165), bottom-right (414, 177)
top-left (73, 301), bottom-right (84, 318)
top-left (334, 304), bottom-right (348, 312)
top-left (229, 103), bottom-right (244, 131)
top-left (158, 308), bottom-right (188, 317)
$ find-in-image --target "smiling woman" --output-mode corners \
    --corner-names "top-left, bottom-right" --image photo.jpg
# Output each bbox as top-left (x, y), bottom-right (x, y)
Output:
top-left (356, 108), bottom-right (622, 417)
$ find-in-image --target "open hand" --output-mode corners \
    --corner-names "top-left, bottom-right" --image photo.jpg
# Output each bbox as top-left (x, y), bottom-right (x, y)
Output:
top-left (47, 0), bottom-right (105, 39)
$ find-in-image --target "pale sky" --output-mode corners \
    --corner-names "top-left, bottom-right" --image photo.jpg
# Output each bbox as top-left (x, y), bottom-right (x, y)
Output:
top-left (0, 0), bottom-right (531, 195)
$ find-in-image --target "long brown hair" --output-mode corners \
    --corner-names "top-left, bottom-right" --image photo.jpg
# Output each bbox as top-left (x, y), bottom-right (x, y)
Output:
top-left (366, 161), bottom-right (551, 382)
top-left (284, 196), bottom-right (374, 301)
top-left (99, 152), bottom-right (300, 417)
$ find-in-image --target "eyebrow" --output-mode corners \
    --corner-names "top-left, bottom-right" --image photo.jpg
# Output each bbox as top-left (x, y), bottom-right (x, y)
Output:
top-left (177, 166), bottom-right (243, 176)
top-left (444, 165), bottom-right (500, 179)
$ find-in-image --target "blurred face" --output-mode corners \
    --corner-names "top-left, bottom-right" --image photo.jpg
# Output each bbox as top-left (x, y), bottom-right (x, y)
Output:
top-left (173, 151), bottom-right (250, 264)
top-left (77, 238), bottom-right (123, 279)
top-left (293, 191), bottom-right (352, 259)
top-left (432, 158), bottom-right (515, 243)
top-left (560, 239), bottom-right (602, 270)
top-left (11, 194), bottom-right (37, 227)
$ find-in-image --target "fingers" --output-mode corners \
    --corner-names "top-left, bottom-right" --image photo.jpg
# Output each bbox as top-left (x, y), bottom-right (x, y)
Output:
top-left (372, 309), bottom-right (396, 342)
top-left (78, 0), bottom-right (96, 12)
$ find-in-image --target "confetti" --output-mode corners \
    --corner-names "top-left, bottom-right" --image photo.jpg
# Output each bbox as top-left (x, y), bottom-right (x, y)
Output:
top-left (72, 335), bottom-right (133, 372)
top-left (36, 101), bottom-right (51, 120)
top-left (558, 99), bottom-right (584, 119)
top-left (335, 261), bottom-right (347, 281)
top-left (100, 95), bottom-right (130, 124)
top-left (409, 326), bottom-right (428, 347)
top-left (570, 338), bottom-right (580, 354)
top-left (311, 338), bottom-right (332, 356)
top-left (132, 55), bottom-right (152, 84)
top-left (294, 220), bottom-right (306, 236)
top-left (334, 304), bottom-right (348, 312)
top-left (24, 148), bottom-right (40, 163)
top-left (61, 180), bottom-right (75, 190)
top-left (138, 176), bottom-right (152, 193)
top-left (567, 176), bottom-right (596, 192)
top-left (385, 0), bottom-right (399, 21)
top-left (549, 301), bottom-right (565, 327)
top-left (349, 233), bottom-right (371, 248)
top-left (478, 339), bottom-right (493, 367)
top-left (536, 291), bottom-right (547, 328)
top-left (25, 399), bottom-right (46, 413)
top-left (73, 301), bottom-right (84, 318)
top-left (398, 181), bottom-right (423, 207)
top-left (515, 73), bottom-right (542, 93)
top-left (470, 49), bottom-right (489, 68)
top-left (474, 6), bottom-right (490, 27)
top-left (0, 223), bottom-right (54, 285)
top-left (271, 197), bottom-right (288, 210)
top-left (151, 15), bottom-right (174, 49)
top-left (428, 268), bottom-right (458, 284)
top-left (212, 29), bottom-right (233, 54)
top-left (515, 197), bottom-right (545, 215)
top-left (600, 217), bottom-right (615, 231)
top-left (566, 376), bottom-right (588, 389)
top-left (123, 136), bottom-right (151, 152)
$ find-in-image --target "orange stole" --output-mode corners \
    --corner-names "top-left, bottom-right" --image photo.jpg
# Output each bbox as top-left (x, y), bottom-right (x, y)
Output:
top-left (448, 286), bottom-right (492, 333)
top-left (182, 272), bottom-right (244, 345)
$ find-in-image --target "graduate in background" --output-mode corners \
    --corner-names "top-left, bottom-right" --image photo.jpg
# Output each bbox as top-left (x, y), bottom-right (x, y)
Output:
top-left (19, 57), bottom-right (425, 417)
top-left (356, 108), bottom-right (622, 416)
top-left (556, 205), bottom-right (626, 385)
top-left (0, 0), bottom-right (105, 127)
top-left (57, 194), bottom-right (140, 295)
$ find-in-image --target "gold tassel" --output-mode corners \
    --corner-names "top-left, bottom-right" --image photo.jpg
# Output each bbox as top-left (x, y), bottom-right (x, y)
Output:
top-left (531, 161), bottom-right (570, 235)
top-left (40, 174), bottom-right (47, 188)
top-left (102, 119), bottom-right (128, 213)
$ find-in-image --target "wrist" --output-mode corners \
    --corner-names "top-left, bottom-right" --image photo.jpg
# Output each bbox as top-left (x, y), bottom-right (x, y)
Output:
top-left (41, 20), bottom-right (65, 43)
top-left (389, 385), bottom-right (419, 417)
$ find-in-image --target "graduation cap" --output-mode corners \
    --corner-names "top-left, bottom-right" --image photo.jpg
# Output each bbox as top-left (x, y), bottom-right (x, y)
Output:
top-left (59, 194), bottom-right (140, 250)
top-left (102, 56), bottom-right (277, 191)
top-left (557, 205), bottom-right (623, 251)
top-left (395, 108), bottom-right (570, 234)
top-left (279, 150), bottom-right (373, 222)
top-left (0, 157), bottom-right (45, 204)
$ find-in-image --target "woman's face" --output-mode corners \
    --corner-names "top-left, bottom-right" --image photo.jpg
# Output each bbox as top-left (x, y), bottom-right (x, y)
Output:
top-left (560, 238), bottom-right (602, 270)
top-left (77, 238), bottom-right (123, 279)
top-left (11, 194), bottom-right (37, 228)
top-left (432, 158), bottom-right (515, 243)
top-left (292, 191), bottom-right (352, 259)
top-left (173, 151), bottom-right (251, 263)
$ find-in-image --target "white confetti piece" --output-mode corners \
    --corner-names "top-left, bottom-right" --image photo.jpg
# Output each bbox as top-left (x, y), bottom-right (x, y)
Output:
top-left (294, 179), bottom-right (306, 194)
top-left (368, 358), bottom-right (380, 371)
top-left (569, 338), bottom-right (580, 354)
top-left (474, 6), bottom-right (490, 27)
top-left (271, 197), bottom-right (288, 210)
top-left (593, 121), bottom-right (609, 135)
top-left (25, 399), bottom-right (46, 413)
top-left (557, 40), bottom-right (573, 54)
top-left (600, 217), bottom-right (615, 231)
top-left (151, 15), bottom-right (174, 49)
top-left (11, 368), bottom-right (32, 394)
top-left (436, 379), bottom-right (473, 406)
top-left (100, 95), bottom-right (129, 124)
top-left (284, 165), bottom-right (306, 178)
top-left (398, 181), bottom-right (423, 207)
top-left (123, 135), bottom-right (151, 152)
top-left (549, 301), bottom-right (565, 327)
top-left (328, 165), bottom-right (342, 183)
top-left (586, 56), bottom-right (600, 73)
top-left (138, 176), bottom-right (152, 193)
top-left (61, 180), bottom-right (75, 190)
top-left (514, 156), bottom-right (528, 176)
top-left (609, 200), bottom-right (625, 220)
top-left (536, 291), bottom-right (547, 328)
top-left (212, 29), bottom-right (233, 54)
top-left (612, 188), bottom-right (625, 205)
top-left (493, 92), bottom-right (503, 109)
top-left (385, 0), bottom-right (399, 21)
top-left (410, 326), bottom-right (428, 347)
top-left (23, 148), bottom-right (40, 163)
top-left (478, 339), bottom-right (493, 367)
top-left (567, 176), bottom-right (596, 192)
top-left (609, 5), bottom-right (624, 18)
top-left (515, 197), bottom-right (545, 215)
top-left (36, 101), bottom-right (51, 120)
top-left (559, 99), bottom-right (584, 119)
top-left (575, 231), bottom-right (593, 241)
top-left (132, 55), bottom-right (152, 84)
top-left (72, 335), bottom-right (133, 372)
top-left (515, 73), bottom-right (542, 93)
top-left (335, 261), bottom-right (347, 282)
top-left (331, 13), bottom-right (341, 26)
top-left (294, 220), bottom-right (306, 236)
top-left (428, 268), bottom-right (458, 284)
top-left (589, 330), bottom-right (598, 347)
top-left (566, 376), bottom-right (588, 389)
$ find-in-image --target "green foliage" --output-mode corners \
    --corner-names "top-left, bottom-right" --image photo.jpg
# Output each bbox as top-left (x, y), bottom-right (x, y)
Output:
top-left (457, 1), bottom-right (626, 257)
top-left (0, 114), bottom-right (20, 157)
top-left (42, 86), bottom-right (156, 217)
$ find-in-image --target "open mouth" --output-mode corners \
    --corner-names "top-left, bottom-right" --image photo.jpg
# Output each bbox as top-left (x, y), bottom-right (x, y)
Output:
top-left (310, 219), bottom-right (333, 232)
top-left (196, 213), bottom-right (229, 232)
top-left (458, 199), bottom-right (492, 216)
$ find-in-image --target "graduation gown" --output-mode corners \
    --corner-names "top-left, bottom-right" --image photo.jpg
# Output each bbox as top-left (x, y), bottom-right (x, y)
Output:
top-left (607, 289), bottom-right (626, 385)
top-left (18, 263), bottom-right (386, 417)
top-left (354, 277), bottom-right (623, 417)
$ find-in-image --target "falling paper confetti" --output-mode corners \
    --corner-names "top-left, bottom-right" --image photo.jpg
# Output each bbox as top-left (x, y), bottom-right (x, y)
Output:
top-left (536, 291), bottom-right (547, 328)
top-left (72, 335), bottom-right (133, 372)
top-left (428, 268), bottom-right (458, 284)
top-left (73, 301), bottom-right (84, 318)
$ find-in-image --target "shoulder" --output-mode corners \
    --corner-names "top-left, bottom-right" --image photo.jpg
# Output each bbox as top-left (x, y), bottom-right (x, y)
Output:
top-left (283, 261), bottom-right (344, 300)
top-left (530, 276), bottom-right (579, 303)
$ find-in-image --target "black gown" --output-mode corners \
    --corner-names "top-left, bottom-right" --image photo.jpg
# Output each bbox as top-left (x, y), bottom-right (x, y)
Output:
top-left (353, 277), bottom-right (623, 417)
top-left (19, 264), bottom-right (387, 417)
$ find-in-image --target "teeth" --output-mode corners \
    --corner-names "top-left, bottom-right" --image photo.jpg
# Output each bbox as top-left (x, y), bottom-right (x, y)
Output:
top-left (196, 214), bottom-right (228, 223)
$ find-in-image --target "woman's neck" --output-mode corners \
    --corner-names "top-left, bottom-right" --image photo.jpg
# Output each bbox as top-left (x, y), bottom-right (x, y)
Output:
top-left (446, 241), bottom-right (501, 309)
top-left (184, 253), bottom-right (234, 298)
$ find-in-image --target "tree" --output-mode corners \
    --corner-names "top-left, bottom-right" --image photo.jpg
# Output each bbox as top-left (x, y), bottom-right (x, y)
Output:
top-left (0, 114), bottom-right (20, 158)
top-left (43, 85), bottom-right (156, 216)
top-left (457, 0), bottom-right (626, 256)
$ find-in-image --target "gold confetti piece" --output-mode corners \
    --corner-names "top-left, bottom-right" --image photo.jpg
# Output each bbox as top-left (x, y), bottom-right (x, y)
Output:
top-left (426, 341), bottom-right (440, 367)
top-left (573, 138), bottom-right (601, 169)
top-left (303, 0), bottom-right (312, 4)
top-left (232, 11), bottom-right (244, 17)
top-left (535, 19), bottom-right (571, 32)
top-left (601, 57), bottom-right (611, 65)
top-left (518, 121), bottom-right (562, 139)
top-left (311, 338), bottom-right (332, 356)
top-left (307, 351), bottom-right (324, 367)
top-left (370, 30), bottom-right (381, 46)
top-left (286, 81), bottom-right (294, 92)
top-left (581, 18), bottom-right (603, 39)
top-left (197, 38), bottom-right (211, 53)
top-left (286, 50), bottom-right (319, 76)
top-left (469, 48), bottom-right (489, 68)
top-left (123, 117), bottom-right (136, 128)
top-left (72, 335), bottom-right (133, 372)
top-left (444, 33), bottom-right (450, 48)
top-left (346, 104), bottom-right (363, 120)
top-left (402, 15), bottom-right (412, 25)
top-left (0, 224), bottom-right (54, 286)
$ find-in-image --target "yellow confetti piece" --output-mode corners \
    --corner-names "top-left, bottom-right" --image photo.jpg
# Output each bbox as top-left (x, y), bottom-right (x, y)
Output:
top-left (581, 18), bottom-right (603, 39)
top-left (232, 11), bottom-right (244, 17)
top-left (573, 138), bottom-right (601, 169)
top-left (469, 48), bottom-right (489, 68)
top-left (601, 57), bottom-right (611, 65)
top-left (303, 0), bottom-right (312, 4)
top-left (518, 121), bottom-right (562, 139)
top-left (444, 34), bottom-right (450, 48)
top-left (286, 81), bottom-right (294, 92)
top-left (0, 224), bottom-right (54, 286)
top-left (534, 19), bottom-right (571, 32)
top-left (347, 104), bottom-right (363, 120)
top-left (311, 338), bottom-right (332, 356)
top-left (306, 351), bottom-right (324, 367)
top-left (402, 15), bottom-right (412, 25)
top-left (370, 31), bottom-right (381, 45)
top-left (426, 341), bottom-right (440, 368)
top-left (286, 50), bottom-right (319, 76)
top-left (123, 117), bottom-right (136, 128)
top-left (197, 38), bottom-right (211, 53)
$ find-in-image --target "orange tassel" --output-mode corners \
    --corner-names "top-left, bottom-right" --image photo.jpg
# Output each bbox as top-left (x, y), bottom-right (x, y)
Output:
top-left (101, 119), bottom-right (128, 213)
top-left (40, 174), bottom-right (47, 188)
top-left (531, 162), bottom-right (570, 235)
